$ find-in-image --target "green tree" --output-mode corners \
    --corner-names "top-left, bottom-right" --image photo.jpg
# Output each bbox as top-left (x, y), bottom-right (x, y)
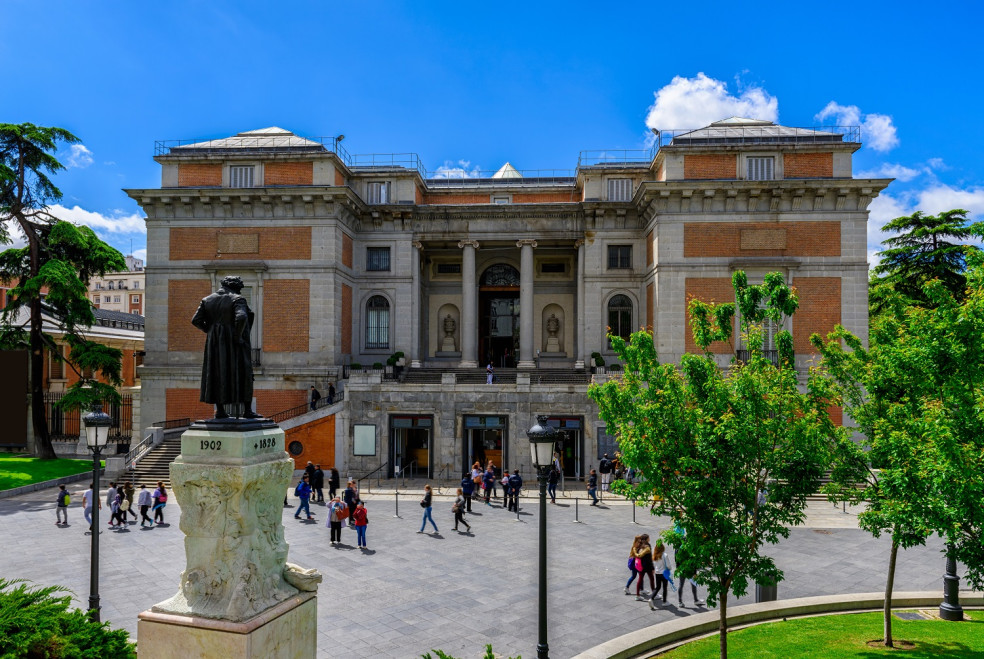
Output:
top-left (0, 123), bottom-right (126, 459)
top-left (589, 272), bottom-right (841, 659)
top-left (815, 260), bottom-right (984, 645)
top-left (872, 209), bottom-right (983, 314)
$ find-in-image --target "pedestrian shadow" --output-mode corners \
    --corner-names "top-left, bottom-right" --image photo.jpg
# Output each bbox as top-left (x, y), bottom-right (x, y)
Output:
top-left (553, 503), bottom-right (571, 508)
top-left (295, 518), bottom-right (318, 524)
top-left (140, 526), bottom-right (155, 531)
top-left (154, 522), bottom-right (171, 528)
top-left (333, 543), bottom-right (357, 551)
top-left (428, 533), bottom-right (444, 539)
top-left (455, 530), bottom-right (474, 537)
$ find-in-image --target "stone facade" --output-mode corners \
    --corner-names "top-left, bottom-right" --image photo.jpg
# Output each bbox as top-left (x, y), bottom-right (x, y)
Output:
top-left (127, 120), bottom-right (890, 479)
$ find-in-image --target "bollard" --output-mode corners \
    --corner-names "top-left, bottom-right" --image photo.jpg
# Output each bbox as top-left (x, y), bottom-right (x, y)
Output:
top-left (632, 501), bottom-right (636, 524)
top-left (573, 497), bottom-right (582, 523)
top-left (843, 501), bottom-right (846, 514)
top-left (516, 496), bottom-right (521, 522)
top-left (394, 490), bottom-right (400, 518)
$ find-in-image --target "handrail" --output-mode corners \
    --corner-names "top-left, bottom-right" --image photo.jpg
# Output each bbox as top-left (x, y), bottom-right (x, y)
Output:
top-left (124, 432), bottom-right (156, 471)
top-left (356, 461), bottom-right (388, 494)
top-left (268, 390), bottom-right (344, 424)
top-left (395, 460), bottom-right (417, 488)
top-left (152, 418), bottom-right (190, 430)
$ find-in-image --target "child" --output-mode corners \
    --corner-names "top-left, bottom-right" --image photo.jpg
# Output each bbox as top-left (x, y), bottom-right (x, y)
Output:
top-left (55, 485), bottom-right (70, 525)
top-left (352, 501), bottom-right (368, 549)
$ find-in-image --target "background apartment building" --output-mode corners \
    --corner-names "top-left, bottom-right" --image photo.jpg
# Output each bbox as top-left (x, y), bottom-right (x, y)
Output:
top-left (89, 254), bottom-right (145, 315)
top-left (127, 119), bottom-right (889, 478)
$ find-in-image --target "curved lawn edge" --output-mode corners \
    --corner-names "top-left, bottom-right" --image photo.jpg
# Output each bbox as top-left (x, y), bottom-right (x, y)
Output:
top-left (572, 590), bottom-right (984, 659)
top-left (0, 467), bottom-right (104, 499)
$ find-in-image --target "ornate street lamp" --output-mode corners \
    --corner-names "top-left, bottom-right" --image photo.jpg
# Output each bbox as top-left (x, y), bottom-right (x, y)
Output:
top-left (527, 415), bottom-right (558, 659)
top-left (940, 544), bottom-right (964, 621)
top-left (83, 404), bottom-right (111, 622)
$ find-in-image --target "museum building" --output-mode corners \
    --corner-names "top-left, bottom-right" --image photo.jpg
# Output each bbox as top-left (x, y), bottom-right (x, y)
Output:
top-left (127, 118), bottom-right (889, 480)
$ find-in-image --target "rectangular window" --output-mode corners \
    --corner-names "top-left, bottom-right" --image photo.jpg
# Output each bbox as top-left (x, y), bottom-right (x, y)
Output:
top-left (607, 245), bottom-right (632, 269)
top-left (108, 281), bottom-right (115, 290)
top-left (230, 165), bottom-right (255, 188)
top-left (50, 346), bottom-right (64, 380)
top-left (95, 283), bottom-right (102, 290)
top-left (540, 262), bottom-right (566, 274)
top-left (366, 247), bottom-right (391, 271)
top-left (747, 157), bottom-right (775, 181)
top-left (366, 181), bottom-right (390, 204)
top-left (608, 178), bottom-right (633, 201)
top-left (93, 296), bottom-right (100, 304)
top-left (436, 263), bottom-right (461, 274)
top-left (114, 296), bottom-right (121, 303)
top-left (131, 295), bottom-right (140, 304)
top-left (491, 195), bottom-right (510, 204)
top-left (132, 282), bottom-right (139, 289)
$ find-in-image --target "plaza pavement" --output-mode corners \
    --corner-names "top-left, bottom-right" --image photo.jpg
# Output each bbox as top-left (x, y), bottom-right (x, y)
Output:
top-left (0, 481), bottom-right (951, 659)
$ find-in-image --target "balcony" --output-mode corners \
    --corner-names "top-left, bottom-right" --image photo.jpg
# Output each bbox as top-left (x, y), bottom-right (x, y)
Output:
top-left (735, 349), bottom-right (780, 366)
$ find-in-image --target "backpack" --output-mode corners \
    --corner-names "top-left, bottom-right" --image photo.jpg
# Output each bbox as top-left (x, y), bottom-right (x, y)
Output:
top-left (294, 482), bottom-right (303, 497)
top-left (61, 492), bottom-right (70, 506)
top-left (158, 492), bottom-right (167, 503)
top-left (120, 498), bottom-right (130, 511)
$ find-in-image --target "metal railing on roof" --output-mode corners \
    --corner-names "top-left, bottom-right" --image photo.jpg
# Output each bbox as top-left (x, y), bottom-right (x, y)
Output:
top-left (653, 125), bottom-right (861, 147)
top-left (155, 135), bottom-right (353, 165)
top-left (351, 153), bottom-right (428, 179)
top-left (425, 168), bottom-right (576, 188)
top-left (577, 147), bottom-right (658, 168)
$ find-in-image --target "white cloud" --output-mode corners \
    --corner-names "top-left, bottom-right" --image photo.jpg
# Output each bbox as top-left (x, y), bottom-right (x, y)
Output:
top-left (916, 184), bottom-right (984, 217)
top-left (644, 73), bottom-right (779, 131)
top-left (131, 248), bottom-right (147, 261)
top-left (64, 144), bottom-right (94, 169)
top-left (857, 163), bottom-right (921, 182)
top-left (816, 102), bottom-right (899, 152)
top-left (432, 159), bottom-right (482, 179)
top-left (927, 157), bottom-right (947, 171)
top-left (47, 204), bottom-right (146, 234)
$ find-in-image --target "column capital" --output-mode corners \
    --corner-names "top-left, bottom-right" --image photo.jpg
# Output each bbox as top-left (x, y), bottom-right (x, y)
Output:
top-left (574, 239), bottom-right (585, 248)
top-left (516, 239), bottom-right (538, 249)
top-left (457, 240), bottom-right (480, 250)
top-left (411, 240), bottom-right (423, 250)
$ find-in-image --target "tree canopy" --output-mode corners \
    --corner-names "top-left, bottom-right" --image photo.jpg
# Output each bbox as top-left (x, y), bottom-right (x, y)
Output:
top-left (589, 272), bottom-right (843, 659)
top-left (0, 123), bottom-right (126, 458)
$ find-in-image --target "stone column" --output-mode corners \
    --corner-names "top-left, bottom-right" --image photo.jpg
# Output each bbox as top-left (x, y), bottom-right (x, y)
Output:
top-left (458, 240), bottom-right (479, 368)
top-left (517, 239), bottom-right (537, 369)
top-left (410, 241), bottom-right (423, 368)
top-left (575, 239), bottom-right (586, 369)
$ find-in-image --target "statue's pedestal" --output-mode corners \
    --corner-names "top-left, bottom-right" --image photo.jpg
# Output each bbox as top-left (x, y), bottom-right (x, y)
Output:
top-left (137, 592), bottom-right (316, 659)
top-left (136, 419), bottom-right (320, 658)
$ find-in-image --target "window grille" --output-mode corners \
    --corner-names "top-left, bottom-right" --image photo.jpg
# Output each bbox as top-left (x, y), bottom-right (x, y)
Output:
top-left (607, 294), bottom-right (633, 342)
top-left (608, 178), bottom-right (633, 201)
top-left (747, 157), bottom-right (774, 181)
top-left (437, 263), bottom-right (461, 274)
top-left (366, 247), bottom-right (391, 271)
top-left (230, 165), bottom-right (255, 188)
top-left (607, 245), bottom-right (632, 269)
top-left (365, 296), bottom-right (390, 349)
top-left (367, 182), bottom-right (390, 204)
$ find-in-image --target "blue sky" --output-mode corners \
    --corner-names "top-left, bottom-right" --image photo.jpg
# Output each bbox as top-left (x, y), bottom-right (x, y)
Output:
top-left (5, 1), bottom-right (982, 264)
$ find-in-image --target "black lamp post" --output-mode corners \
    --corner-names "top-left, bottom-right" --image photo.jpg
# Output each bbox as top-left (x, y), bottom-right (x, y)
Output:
top-left (939, 543), bottom-right (964, 621)
top-left (527, 415), bottom-right (558, 659)
top-left (83, 405), bottom-right (111, 623)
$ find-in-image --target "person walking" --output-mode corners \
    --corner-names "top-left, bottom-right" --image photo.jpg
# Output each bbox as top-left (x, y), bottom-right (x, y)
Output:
top-left (137, 484), bottom-right (153, 526)
top-left (599, 453), bottom-right (613, 492)
top-left (313, 464), bottom-right (325, 503)
top-left (633, 534), bottom-right (656, 601)
top-left (352, 501), bottom-right (368, 549)
top-left (123, 482), bottom-right (138, 522)
top-left (547, 466), bottom-right (559, 504)
top-left (115, 489), bottom-right (131, 528)
top-left (624, 536), bottom-right (641, 595)
top-left (326, 496), bottom-right (347, 545)
top-left (452, 488), bottom-right (471, 532)
top-left (309, 385), bottom-right (321, 410)
top-left (109, 487), bottom-right (122, 529)
top-left (650, 542), bottom-right (674, 609)
top-left (486, 362), bottom-right (494, 384)
top-left (507, 469), bottom-right (522, 512)
top-left (81, 483), bottom-right (100, 532)
top-left (460, 473), bottom-right (475, 513)
top-left (327, 382), bottom-right (335, 404)
top-left (328, 467), bottom-right (340, 500)
top-left (106, 482), bottom-right (118, 527)
top-left (55, 485), bottom-right (70, 525)
top-left (587, 468), bottom-right (599, 505)
top-left (418, 484), bottom-right (438, 534)
top-left (293, 474), bottom-right (314, 520)
top-left (152, 482), bottom-right (168, 524)
top-left (500, 469), bottom-right (510, 508)
top-left (304, 461), bottom-right (316, 484)
top-left (483, 466), bottom-right (496, 505)
top-left (673, 536), bottom-right (705, 607)
top-left (343, 480), bottom-right (358, 527)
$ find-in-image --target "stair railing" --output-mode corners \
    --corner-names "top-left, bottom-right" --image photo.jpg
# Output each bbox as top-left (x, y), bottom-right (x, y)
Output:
top-left (395, 460), bottom-right (417, 488)
top-left (124, 431), bottom-right (156, 474)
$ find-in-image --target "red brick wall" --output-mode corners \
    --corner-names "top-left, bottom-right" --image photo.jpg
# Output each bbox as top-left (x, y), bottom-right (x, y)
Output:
top-left (263, 279), bottom-right (310, 352)
top-left (264, 161), bottom-right (313, 186)
top-left (415, 186), bottom-right (424, 204)
top-left (784, 152), bottom-right (833, 178)
top-left (170, 227), bottom-right (312, 261)
top-left (683, 222), bottom-right (841, 258)
top-left (684, 154), bottom-right (736, 179)
top-left (646, 282), bottom-right (654, 333)
top-left (168, 280), bottom-right (211, 351)
top-left (341, 233), bottom-right (353, 269)
top-left (341, 284), bottom-right (352, 354)
top-left (792, 277), bottom-right (841, 354)
top-left (166, 388), bottom-right (214, 423)
top-left (177, 164), bottom-right (222, 187)
top-left (285, 415), bottom-right (336, 469)
top-left (684, 278), bottom-right (734, 354)
top-left (334, 169), bottom-right (345, 186)
top-left (255, 389), bottom-right (307, 417)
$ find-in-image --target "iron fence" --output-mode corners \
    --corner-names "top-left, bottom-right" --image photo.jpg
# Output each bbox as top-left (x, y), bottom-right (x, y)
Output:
top-left (44, 392), bottom-right (132, 443)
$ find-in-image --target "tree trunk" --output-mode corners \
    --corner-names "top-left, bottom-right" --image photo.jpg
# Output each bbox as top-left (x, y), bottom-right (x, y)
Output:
top-left (884, 540), bottom-right (898, 647)
top-left (30, 295), bottom-right (55, 459)
top-left (719, 590), bottom-right (728, 659)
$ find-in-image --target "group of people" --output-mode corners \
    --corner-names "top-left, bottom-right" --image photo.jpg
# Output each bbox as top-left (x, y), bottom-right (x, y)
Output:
top-left (62, 480), bottom-right (168, 532)
top-left (625, 533), bottom-right (705, 610)
top-left (291, 463), bottom-right (368, 549)
top-left (415, 461), bottom-right (534, 535)
top-left (308, 383), bottom-right (336, 410)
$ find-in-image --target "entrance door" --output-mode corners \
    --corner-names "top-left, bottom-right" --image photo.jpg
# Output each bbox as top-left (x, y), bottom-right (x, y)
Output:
top-left (463, 415), bottom-right (507, 475)
top-left (479, 293), bottom-right (519, 368)
top-left (547, 416), bottom-right (583, 479)
top-left (390, 416), bottom-right (432, 478)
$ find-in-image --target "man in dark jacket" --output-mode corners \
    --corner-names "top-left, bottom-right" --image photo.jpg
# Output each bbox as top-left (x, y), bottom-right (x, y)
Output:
top-left (310, 385), bottom-right (321, 410)
top-left (312, 464), bottom-right (325, 502)
top-left (507, 469), bottom-right (523, 512)
top-left (343, 480), bottom-right (358, 527)
top-left (460, 473), bottom-right (475, 512)
top-left (599, 453), bottom-right (613, 492)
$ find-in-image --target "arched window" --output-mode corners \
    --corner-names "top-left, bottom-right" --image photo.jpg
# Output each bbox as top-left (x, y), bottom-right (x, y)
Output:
top-left (365, 296), bottom-right (390, 349)
top-left (607, 294), bottom-right (633, 343)
top-left (480, 264), bottom-right (520, 287)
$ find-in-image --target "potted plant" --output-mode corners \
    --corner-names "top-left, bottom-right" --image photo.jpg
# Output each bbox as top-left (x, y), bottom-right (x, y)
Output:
top-left (349, 362), bottom-right (362, 371)
top-left (372, 361), bottom-right (384, 371)
top-left (591, 352), bottom-right (606, 374)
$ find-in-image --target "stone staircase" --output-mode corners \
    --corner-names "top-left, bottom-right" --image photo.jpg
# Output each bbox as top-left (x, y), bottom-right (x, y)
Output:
top-left (401, 367), bottom-right (591, 385)
top-left (122, 434), bottom-right (182, 488)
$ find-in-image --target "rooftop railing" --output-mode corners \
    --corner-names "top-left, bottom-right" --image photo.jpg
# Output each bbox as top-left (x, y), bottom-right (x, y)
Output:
top-left (577, 147), bottom-right (658, 168)
top-left (351, 152), bottom-right (428, 179)
top-left (155, 135), bottom-right (353, 165)
top-left (425, 168), bottom-right (576, 188)
top-left (654, 125), bottom-right (861, 148)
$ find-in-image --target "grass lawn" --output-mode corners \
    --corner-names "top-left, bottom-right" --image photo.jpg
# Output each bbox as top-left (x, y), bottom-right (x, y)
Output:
top-left (0, 455), bottom-right (101, 491)
top-left (661, 610), bottom-right (984, 658)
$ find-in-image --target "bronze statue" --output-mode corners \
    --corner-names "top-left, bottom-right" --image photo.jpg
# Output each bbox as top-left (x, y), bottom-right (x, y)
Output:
top-left (191, 276), bottom-right (259, 419)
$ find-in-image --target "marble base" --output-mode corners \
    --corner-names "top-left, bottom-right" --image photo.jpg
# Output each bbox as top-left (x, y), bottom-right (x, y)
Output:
top-left (138, 592), bottom-right (316, 659)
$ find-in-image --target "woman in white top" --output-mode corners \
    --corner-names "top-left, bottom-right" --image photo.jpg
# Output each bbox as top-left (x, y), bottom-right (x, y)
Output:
top-left (650, 542), bottom-right (673, 609)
